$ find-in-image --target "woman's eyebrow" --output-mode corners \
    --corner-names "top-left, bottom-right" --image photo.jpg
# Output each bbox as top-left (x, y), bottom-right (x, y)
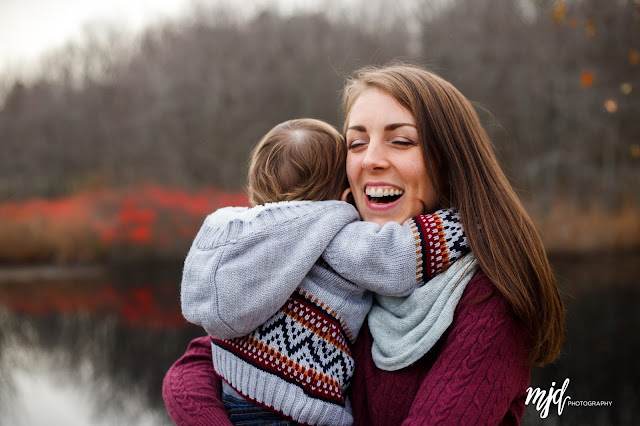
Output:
top-left (385, 123), bottom-right (417, 131)
top-left (347, 123), bottom-right (416, 132)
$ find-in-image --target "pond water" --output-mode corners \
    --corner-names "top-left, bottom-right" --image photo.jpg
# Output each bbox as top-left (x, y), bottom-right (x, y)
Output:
top-left (522, 251), bottom-right (640, 425)
top-left (0, 253), bottom-right (638, 425)
top-left (0, 263), bottom-right (201, 425)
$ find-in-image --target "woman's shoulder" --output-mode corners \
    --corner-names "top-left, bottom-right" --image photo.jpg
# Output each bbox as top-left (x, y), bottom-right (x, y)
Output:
top-left (457, 268), bottom-right (518, 320)
top-left (442, 267), bottom-right (531, 391)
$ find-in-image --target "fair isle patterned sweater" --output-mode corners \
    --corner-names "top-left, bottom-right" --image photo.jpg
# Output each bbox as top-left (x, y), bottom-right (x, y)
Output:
top-left (181, 201), bottom-right (468, 425)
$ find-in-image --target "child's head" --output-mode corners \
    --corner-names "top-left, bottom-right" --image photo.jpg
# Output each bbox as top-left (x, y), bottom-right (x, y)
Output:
top-left (247, 118), bottom-right (348, 206)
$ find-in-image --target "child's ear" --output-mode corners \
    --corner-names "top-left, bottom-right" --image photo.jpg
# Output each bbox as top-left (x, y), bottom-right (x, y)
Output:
top-left (341, 188), bottom-right (354, 205)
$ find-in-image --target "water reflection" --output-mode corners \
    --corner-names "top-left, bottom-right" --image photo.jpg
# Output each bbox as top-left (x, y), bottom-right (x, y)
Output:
top-left (0, 264), bottom-right (202, 425)
top-left (0, 253), bottom-right (638, 425)
top-left (523, 251), bottom-right (640, 425)
top-left (2, 329), bottom-right (163, 426)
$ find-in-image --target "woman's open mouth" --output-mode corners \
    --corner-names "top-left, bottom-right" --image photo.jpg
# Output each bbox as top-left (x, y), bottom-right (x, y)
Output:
top-left (365, 186), bottom-right (404, 204)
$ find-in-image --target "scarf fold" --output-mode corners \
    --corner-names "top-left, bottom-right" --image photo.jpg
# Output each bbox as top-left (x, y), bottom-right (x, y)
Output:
top-left (368, 253), bottom-right (478, 371)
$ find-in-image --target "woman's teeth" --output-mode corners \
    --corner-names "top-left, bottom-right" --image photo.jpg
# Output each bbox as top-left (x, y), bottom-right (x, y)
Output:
top-left (365, 187), bottom-right (403, 197)
top-left (365, 187), bottom-right (404, 203)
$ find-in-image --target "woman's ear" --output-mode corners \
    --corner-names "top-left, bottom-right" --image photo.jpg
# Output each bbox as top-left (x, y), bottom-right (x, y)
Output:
top-left (341, 188), bottom-right (355, 205)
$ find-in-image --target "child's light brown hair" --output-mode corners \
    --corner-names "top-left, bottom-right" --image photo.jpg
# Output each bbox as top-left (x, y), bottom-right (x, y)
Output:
top-left (247, 118), bottom-right (348, 205)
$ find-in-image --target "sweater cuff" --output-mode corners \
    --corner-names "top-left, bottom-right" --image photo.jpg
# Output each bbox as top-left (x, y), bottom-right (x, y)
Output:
top-left (162, 336), bottom-right (232, 426)
top-left (410, 209), bottom-right (469, 279)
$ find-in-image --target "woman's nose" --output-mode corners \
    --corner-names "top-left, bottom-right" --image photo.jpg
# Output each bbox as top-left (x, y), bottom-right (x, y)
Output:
top-left (362, 140), bottom-right (389, 171)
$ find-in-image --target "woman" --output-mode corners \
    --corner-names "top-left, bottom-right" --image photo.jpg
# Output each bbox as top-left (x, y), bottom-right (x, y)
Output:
top-left (163, 63), bottom-right (565, 425)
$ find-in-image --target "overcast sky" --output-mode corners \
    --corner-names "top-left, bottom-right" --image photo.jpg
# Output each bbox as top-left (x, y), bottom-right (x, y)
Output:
top-left (0, 0), bottom-right (194, 72)
top-left (0, 0), bottom-right (325, 79)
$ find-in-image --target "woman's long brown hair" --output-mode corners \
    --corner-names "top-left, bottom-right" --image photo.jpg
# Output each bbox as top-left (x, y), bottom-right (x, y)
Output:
top-left (342, 63), bottom-right (564, 365)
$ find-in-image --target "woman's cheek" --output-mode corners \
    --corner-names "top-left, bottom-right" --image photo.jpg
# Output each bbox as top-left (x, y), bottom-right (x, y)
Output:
top-left (345, 157), bottom-right (362, 204)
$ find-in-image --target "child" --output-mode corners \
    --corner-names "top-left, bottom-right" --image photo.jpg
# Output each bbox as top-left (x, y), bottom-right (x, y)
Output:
top-left (181, 118), bottom-right (468, 425)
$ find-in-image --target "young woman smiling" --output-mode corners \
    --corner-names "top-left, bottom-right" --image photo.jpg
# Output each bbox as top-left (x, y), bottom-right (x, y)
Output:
top-left (344, 86), bottom-right (437, 226)
top-left (163, 63), bottom-right (565, 425)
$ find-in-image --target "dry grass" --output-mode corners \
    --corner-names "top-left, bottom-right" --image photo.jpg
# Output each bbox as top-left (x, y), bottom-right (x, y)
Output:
top-left (1, 186), bottom-right (638, 263)
top-left (530, 199), bottom-right (640, 255)
top-left (0, 185), bottom-right (249, 264)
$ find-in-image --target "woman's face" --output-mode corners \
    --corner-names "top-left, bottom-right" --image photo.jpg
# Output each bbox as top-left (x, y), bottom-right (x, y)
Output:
top-left (345, 87), bottom-right (437, 226)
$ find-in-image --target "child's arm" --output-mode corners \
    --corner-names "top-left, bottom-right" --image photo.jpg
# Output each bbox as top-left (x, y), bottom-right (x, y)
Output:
top-left (180, 200), bottom-right (359, 340)
top-left (322, 209), bottom-right (469, 296)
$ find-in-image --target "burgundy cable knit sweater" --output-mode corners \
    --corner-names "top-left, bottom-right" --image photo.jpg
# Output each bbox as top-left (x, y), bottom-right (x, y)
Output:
top-left (163, 270), bottom-right (531, 425)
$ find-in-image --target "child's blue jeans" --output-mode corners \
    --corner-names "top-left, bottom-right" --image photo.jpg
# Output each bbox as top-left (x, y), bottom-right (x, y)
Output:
top-left (222, 391), bottom-right (296, 425)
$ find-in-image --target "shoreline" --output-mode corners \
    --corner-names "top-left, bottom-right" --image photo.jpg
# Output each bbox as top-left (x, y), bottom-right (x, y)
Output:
top-left (0, 264), bottom-right (107, 283)
top-left (1, 247), bottom-right (638, 285)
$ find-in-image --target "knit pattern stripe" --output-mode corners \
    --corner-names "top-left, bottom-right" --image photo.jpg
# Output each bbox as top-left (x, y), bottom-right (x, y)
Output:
top-left (211, 287), bottom-right (354, 404)
top-left (408, 218), bottom-right (425, 283)
top-left (298, 286), bottom-right (354, 345)
top-left (414, 210), bottom-right (465, 279)
top-left (212, 343), bottom-right (353, 425)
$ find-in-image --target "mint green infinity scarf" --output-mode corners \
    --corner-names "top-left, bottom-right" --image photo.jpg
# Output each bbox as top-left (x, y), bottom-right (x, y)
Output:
top-left (368, 253), bottom-right (478, 371)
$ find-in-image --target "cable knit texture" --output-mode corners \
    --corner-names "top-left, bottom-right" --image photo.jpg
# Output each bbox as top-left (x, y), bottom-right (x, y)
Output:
top-left (351, 270), bottom-right (531, 425)
top-left (164, 270), bottom-right (531, 425)
top-left (162, 337), bottom-right (232, 426)
top-left (181, 201), bottom-right (468, 425)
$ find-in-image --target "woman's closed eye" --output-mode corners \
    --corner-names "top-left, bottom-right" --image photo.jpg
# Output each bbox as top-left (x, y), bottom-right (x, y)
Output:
top-left (391, 138), bottom-right (417, 147)
top-left (348, 139), bottom-right (368, 150)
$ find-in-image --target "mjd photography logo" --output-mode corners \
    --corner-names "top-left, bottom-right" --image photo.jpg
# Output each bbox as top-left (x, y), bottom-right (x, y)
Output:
top-left (525, 378), bottom-right (613, 418)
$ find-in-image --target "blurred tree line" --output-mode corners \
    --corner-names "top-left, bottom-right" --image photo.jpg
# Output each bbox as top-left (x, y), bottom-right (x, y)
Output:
top-left (0, 0), bottom-right (638, 210)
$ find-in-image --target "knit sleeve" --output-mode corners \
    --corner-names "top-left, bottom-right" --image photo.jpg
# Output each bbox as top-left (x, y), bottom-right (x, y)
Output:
top-left (162, 336), bottom-right (231, 426)
top-left (181, 200), bottom-right (359, 339)
top-left (322, 209), bottom-right (469, 296)
top-left (402, 274), bottom-right (531, 425)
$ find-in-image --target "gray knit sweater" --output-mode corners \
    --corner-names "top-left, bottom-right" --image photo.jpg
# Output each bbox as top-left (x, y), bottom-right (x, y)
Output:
top-left (181, 200), bottom-right (467, 425)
